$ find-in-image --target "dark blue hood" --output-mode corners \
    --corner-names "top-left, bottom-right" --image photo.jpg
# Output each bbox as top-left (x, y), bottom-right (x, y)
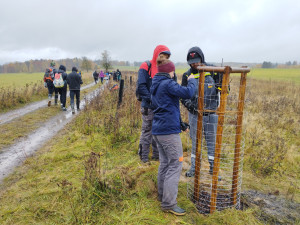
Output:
top-left (151, 73), bottom-right (171, 96)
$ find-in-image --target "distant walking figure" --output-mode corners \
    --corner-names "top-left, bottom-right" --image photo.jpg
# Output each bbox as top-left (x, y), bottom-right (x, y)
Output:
top-left (99, 70), bottom-right (105, 84)
top-left (67, 67), bottom-right (83, 114)
top-left (93, 70), bottom-right (99, 84)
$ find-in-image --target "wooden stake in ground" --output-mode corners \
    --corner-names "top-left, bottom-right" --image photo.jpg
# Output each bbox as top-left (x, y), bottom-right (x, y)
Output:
top-left (231, 69), bottom-right (248, 205)
top-left (193, 71), bottom-right (206, 201)
top-left (210, 66), bottom-right (231, 213)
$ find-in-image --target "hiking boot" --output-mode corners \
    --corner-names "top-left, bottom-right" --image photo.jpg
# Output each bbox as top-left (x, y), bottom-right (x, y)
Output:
top-left (185, 169), bottom-right (195, 177)
top-left (151, 156), bottom-right (159, 161)
top-left (61, 104), bottom-right (63, 109)
top-left (62, 107), bottom-right (67, 111)
top-left (185, 157), bottom-right (195, 177)
top-left (72, 108), bottom-right (75, 114)
top-left (157, 195), bottom-right (162, 202)
top-left (162, 206), bottom-right (186, 216)
top-left (48, 100), bottom-right (51, 107)
top-left (141, 159), bottom-right (149, 164)
top-left (138, 144), bottom-right (142, 160)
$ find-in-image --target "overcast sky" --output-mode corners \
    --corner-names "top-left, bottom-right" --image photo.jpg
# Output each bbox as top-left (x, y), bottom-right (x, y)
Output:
top-left (0, 0), bottom-right (299, 65)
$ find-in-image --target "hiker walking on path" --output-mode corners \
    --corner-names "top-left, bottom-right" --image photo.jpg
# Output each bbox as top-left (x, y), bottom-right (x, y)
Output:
top-left (53, 65), bottom-right (68, 111)
top-left (181, 46), bottom-right (222, 177)
top-left (93, 70), bottom-right (99, 84)
top-left (67, 67), bottom-right (83, 114)
top-left (116, 69), bottom-right (122, 81)
top-left (136, 45), bottom-right (171, 163)
top-left (43, 61), bottom-right (57, 107)
top-left (99, 70), bottom-right (105, 84)
top-left (151, 57), bottom-right (196, 216)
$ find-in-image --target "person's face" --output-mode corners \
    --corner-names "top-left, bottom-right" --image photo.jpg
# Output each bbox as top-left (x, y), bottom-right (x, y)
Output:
top-left (190, 61), bottom-right (203, 70)
top-left (159, 53), bottom-right (170, 59)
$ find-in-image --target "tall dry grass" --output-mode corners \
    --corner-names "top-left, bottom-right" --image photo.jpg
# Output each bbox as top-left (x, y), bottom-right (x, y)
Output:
top-left (0, 81), bottom-right (47, 111)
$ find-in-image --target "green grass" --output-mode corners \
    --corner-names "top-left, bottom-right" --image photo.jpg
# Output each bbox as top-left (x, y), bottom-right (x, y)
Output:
top-left (0, 72), bottom-right (299, 224)
top-left (0, 81), bottom-right (262, 224)
top-left (0, 82), bottom-right (102, 151)
top-left (248, 68), bottom-right (300, 84)
top-left (0, 73), bottom-right (43, 88)
top-left (175, 67), bottom-right (300, 85)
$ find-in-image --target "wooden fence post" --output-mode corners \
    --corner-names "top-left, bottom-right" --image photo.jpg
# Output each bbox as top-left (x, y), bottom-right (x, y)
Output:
top-left (231, 70), bottom-right (248, 205)
top-left (118, 79), bottom-right (125, 107)
top-left (193, 71), bottom-right (206, 201)
top-left (210, 66), bottom-right (231, 213)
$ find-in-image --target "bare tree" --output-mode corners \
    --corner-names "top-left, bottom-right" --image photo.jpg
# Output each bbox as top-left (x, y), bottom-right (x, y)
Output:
top-left (101, 50), bottom-right (112, 73)
top-left (81, 56), bottom-right (92, 72)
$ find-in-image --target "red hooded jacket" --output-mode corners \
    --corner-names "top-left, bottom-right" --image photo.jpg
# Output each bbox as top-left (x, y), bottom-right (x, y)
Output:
top-left (137, 45), bottom-right (171, 108)
top-left (139, 45), bottom-right (170, 78)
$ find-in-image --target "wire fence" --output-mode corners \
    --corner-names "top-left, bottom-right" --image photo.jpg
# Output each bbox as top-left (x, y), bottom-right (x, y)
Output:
top-left (185, 66), bottom-right (250, 214)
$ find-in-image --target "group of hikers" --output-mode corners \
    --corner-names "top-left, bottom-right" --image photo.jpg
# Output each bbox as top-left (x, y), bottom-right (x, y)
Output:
top-left (92, 69), bottom-right (122, 84)
top-left (43, 61), bottom-right (83, 114)
top-left (44, 46), bottom-right (223, 216)
top-left (136, 45), bottom-right (223, 216)
top-left (92, 70), bottom-right (106, 84)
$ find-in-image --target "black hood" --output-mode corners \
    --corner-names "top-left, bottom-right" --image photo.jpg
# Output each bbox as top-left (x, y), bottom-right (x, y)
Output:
top-left (59, 65), bottom-right (66, 72)
top-left (187, 46), bottom-right (205, 65)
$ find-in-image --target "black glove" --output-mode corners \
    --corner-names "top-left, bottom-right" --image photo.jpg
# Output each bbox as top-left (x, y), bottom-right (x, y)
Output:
top-left (142, 107), bottom-right (148, 116)
top-left (180, 121), bottom-right (190, 131)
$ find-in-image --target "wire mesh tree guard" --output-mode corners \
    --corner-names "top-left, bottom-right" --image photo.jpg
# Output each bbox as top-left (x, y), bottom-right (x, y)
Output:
top-left (187, 66), bottom-right (250, 214)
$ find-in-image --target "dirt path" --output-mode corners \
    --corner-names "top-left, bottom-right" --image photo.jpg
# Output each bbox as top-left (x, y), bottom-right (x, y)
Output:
top-left (0, 82), bottom-right (96, 125)
top-left (0, 82), bottom-right (107, 183)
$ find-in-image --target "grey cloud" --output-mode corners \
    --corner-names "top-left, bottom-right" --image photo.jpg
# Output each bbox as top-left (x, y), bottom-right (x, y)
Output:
top-left (0, 0), bottom-right (300, 65)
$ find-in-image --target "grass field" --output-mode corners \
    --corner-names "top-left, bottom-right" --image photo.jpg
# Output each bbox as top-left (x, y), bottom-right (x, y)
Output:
top-left (0, 72), bottom-right (94, 112)
top-left (0, 72), bottom-right (43, 88)
top-left (174, 67), bottom-right (300, 84)
top-left (0, 71), bottom-right (299, 224)
top-left (247, 68), bottom-right (300, 84)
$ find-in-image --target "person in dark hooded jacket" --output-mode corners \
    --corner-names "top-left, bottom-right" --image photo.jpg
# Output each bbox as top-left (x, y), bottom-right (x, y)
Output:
top-left (93, 70), bottom-right (99, 84)
top-left (67, 67), bottom-right (83, 114)
top-left (136, 45), bottom-right (171, 163)
top-left (54, 65), bottom-right (68, 111)
top-left (181, 46), bottom-right (222, 178)
top-left (151, 56), bottom-right (196, 216)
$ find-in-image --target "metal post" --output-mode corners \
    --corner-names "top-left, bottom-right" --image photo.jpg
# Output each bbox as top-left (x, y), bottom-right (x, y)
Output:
top-left (210, 66), bottom-right (231, 213)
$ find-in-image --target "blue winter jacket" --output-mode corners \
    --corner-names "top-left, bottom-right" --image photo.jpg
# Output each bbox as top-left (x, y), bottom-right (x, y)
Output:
top-left (150, 73), bottom-right (196, 135)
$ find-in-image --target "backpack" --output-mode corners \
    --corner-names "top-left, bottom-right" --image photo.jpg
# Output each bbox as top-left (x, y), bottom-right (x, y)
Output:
top-left (136, 60), bottom-right (151, 101)
top-left (53, 73), bottom-right (65, 88)
top-left (44, 68), bottom-right (54, 82)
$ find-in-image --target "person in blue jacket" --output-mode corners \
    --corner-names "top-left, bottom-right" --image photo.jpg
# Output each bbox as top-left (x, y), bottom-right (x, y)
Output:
top-left (151, 56), bottom-right (196, 216)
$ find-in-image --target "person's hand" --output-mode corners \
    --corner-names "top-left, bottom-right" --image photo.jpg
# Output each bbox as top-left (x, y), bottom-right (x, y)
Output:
top-left (188, 74), bottom-right (195, 80)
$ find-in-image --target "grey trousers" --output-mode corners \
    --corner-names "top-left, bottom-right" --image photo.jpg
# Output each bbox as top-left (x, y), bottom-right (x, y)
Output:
top-left (189, 112), bottom-right (218, 165)
top-left (139, 108), bottom-right (159, 161)
top-left (154, 134), bottom-right (183, 209)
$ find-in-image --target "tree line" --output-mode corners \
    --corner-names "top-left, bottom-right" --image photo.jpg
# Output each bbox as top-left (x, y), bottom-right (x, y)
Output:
top-left (261, 61), bottom-right (299, 68)
top-left (0, 50), bottom-right (133, 74)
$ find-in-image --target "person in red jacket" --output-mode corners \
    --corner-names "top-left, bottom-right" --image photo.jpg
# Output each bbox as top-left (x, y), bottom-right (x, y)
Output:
top-left (136, 45), bottom-right (171, 163)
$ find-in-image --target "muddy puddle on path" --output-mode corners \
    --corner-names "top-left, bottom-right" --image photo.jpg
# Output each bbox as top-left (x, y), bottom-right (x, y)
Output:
top-left (0, 82), bottom-right (107, 183)
top-left (0, 82), bottom-right (96, 125)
